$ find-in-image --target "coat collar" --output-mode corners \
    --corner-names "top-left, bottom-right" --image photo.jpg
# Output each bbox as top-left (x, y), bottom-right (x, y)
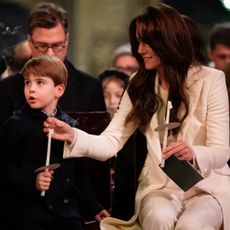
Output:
top-left (16, 103), bottom-right (62, 121)
top-left (184, 65), bottom-right (204, 114)
top-left (178, 65), bottom-right (205, 141)
top-left (153, 65), bottom-right (205, 143)
top-left (185, 65), bottom-right (202, 88)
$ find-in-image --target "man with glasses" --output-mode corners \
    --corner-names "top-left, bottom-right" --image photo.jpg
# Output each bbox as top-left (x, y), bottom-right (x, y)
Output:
top-left (0, 2), bottom-right (105, 125)
top-left (0, 2), bottom-right (109, 230)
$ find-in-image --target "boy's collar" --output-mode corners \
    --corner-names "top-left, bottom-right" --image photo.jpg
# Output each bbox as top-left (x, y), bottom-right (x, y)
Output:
top-left (42, 108), bottom-right (57, 117)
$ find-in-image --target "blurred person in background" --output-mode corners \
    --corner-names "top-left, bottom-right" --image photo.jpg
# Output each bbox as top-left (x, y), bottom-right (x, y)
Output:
top-left (98, 67), bottom-right (146, 221)
top-left (208, 22), bottom-right (230, 70)
top-left (112, 43), bottom-right (139, 76)
top-left (98, 68), bottom-right (128, 199)
top-left (0, 24), bottom-right (31, 79)
top-left (1, 40), bottom-right (31, 79)
top-left (99, 68), bottom-right (128, 118)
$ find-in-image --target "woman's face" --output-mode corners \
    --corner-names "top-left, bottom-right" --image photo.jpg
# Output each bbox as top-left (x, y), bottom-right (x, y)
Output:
top-left (136, 24), bottom-right (161, 70)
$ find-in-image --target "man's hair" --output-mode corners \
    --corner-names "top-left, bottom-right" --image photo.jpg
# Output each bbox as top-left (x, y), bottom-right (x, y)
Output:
top-left (28, 2), bottom-right (68, 36)
top-left (22, 55), bottom-right (68, 86)
top-left (209, 22), bottom-right (230, 49)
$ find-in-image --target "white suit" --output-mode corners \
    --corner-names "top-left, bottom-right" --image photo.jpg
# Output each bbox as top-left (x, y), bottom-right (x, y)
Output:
top-left (64, 65), bottom-right (230, 229)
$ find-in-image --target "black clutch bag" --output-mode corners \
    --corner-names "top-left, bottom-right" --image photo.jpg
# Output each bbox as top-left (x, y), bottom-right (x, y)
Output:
top-left (160, 155), bottom-right (204, 191)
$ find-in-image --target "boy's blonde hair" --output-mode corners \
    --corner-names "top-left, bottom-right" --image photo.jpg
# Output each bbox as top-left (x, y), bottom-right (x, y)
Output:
top-left (22, 55), bottom-right (68, 86)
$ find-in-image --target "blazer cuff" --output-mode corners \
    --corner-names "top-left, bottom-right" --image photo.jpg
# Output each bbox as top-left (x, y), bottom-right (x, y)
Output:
top-left (63, 128), bottom-right (77, 158)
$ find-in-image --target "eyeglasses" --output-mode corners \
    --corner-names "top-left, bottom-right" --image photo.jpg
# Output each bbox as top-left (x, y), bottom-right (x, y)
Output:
top-left (31, 38), bottom-right (67, 53)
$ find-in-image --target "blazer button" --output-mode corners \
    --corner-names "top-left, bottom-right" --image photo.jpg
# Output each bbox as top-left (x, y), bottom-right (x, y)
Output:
top-left (48, 204), bottom-right (53, 210)
top-left (64, 198), bottom-right (69, 204)
top-left (66, 178), bottom-right (70, 183)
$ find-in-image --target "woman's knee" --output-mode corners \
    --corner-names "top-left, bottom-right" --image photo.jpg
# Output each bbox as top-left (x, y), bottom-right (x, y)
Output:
top-left (139, 196), bottom-right (177, 230)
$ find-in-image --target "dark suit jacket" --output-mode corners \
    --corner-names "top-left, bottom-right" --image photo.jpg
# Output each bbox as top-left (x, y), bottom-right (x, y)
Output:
top-left (0, 104), bottom-right (103, 225)
top-left (0, 59), bottom-right (105, 125)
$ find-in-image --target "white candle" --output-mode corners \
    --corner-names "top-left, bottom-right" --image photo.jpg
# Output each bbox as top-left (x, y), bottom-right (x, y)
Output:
top-left (45, 129), bottom-right (53, 166)
top-left (161, 101), bottom-right (172, 167)
top-left (41, 128), bottom-right (54, 196)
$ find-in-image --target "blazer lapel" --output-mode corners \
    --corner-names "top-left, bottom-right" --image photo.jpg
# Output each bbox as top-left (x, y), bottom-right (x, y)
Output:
top-left (177, 65), bottom-right (204, 141)
top-left (148, 75), bottom-right (165, 162)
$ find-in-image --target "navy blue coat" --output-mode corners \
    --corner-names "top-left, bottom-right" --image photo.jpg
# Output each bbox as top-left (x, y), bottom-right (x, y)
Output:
top-left (0, 104), bottom-right (103, 225)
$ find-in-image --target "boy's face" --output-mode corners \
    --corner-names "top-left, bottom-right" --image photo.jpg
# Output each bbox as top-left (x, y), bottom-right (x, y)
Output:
top-left (24, 74), bottom-right (65, 115)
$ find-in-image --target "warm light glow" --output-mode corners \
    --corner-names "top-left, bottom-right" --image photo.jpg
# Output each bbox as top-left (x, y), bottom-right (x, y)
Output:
top-left (221, 0), bottom-right (230, 11)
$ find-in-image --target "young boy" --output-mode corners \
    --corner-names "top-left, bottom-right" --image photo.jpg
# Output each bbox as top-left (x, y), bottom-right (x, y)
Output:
top-left (0, 56), bottom-right (109, 230)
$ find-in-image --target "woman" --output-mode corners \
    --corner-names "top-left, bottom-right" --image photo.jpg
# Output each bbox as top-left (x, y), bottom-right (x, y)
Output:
top-left (44, 4), bottom-right (230, 230)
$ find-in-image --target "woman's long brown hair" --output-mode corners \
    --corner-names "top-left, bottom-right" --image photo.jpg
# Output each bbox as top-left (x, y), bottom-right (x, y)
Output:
top-left (126, 4), bottom-right (194, 135)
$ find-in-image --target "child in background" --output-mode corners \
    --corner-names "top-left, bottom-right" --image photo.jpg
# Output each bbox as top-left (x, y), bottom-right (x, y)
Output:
top-left (99, 68), bottom-right (129, 118)
top-left (99, 68), bottom-right (142, 221)
top-left (0, 55), bottom-right (109, 230)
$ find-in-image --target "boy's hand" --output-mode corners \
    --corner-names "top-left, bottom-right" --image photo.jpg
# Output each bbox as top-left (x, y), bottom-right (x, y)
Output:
top-left (95, 209), bottom-right (111, 222)
top-left (36, 170), bottom-right (53, 191)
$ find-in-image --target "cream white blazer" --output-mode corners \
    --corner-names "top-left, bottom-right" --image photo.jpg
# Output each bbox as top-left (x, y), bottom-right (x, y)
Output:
top-left (64, 65), bottom-right (230, 229)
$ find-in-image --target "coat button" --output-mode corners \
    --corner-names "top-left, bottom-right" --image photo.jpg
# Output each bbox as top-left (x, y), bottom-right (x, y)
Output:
top-left (66, 178), bottom-right (70, 183)
top-left (48, 205), bottom-right (53, 210)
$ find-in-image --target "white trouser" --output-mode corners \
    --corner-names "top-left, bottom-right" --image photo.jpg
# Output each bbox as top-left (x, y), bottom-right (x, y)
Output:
top-left (138, 193), bottom-right (222, 230)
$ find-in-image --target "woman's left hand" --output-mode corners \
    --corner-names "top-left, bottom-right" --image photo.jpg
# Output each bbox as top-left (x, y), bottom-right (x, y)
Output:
top-left (163, 140), bottom-right (194, 161)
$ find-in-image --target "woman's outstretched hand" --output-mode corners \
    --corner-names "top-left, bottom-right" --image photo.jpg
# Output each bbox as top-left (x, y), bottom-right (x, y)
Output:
top-left (43, 117), bottom-right (75, 144)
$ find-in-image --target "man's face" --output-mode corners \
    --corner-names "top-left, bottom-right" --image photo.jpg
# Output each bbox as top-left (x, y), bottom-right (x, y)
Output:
top-left (28, 23), bottom-right (69, 62)
top-left (208, 44), bottom-right (230, 70)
